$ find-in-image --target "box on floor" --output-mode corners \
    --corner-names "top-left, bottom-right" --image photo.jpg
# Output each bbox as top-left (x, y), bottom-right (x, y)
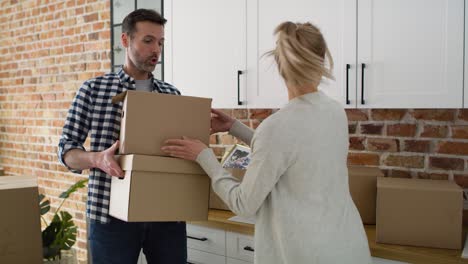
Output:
top-left (112, 90), bottom-right (212, 156)
top-left (376, 177), bottom-right (463, 249)
top-left (109, 154), bottom-right (210, 222)
top-left (0, 176), bottom-right (42, 264)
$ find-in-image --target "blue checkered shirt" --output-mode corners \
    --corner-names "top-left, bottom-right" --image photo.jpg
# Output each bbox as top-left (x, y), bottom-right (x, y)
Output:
top-left (58, 68), bottom-right (181, 223)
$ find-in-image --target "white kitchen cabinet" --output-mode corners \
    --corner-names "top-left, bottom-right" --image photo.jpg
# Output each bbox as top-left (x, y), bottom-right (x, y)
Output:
top-left (253, 0), bottom-right (464, 108)
top-left (185, 224), bottom-right (254, 264)
top-left (226, 257), bottom-right (252, 264)
top-left (164, 0), bottom-right (247, 108)
top-left (188, 248), bottom-right (226, 264)
top-left (226, 231), bottom-right (254, 263)
top-left (186, 224), bottom-right (226, 256)
top-left (465, 0), bottom-right (468, 108)
top-left (164, 0), bottom-right (464, 109)
top-left (250, 0), bottom-right (355, 108)
top-left (357, 0), bottom-right (464, 108)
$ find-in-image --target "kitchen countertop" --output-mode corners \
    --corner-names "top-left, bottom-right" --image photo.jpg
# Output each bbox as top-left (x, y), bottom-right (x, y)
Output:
top-left (190, 209), bottom-right (468, 264)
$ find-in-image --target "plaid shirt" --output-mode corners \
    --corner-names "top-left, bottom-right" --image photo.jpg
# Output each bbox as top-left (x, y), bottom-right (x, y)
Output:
top-left (58, 68), bottom-right (180, 223)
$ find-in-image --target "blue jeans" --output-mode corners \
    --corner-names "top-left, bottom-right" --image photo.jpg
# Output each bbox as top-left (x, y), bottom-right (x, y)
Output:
top-left (88, 217), bottom-right (187, 264)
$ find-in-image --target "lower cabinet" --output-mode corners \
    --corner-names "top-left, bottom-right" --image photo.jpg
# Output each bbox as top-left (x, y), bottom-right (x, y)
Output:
top-left (226, 231), bottom-right (255, 263)
top-left (188, 248), bottom-right (227, 264)
top-left (187, 224), bottom-right (255, 264)
top-left (226, 257), bottom-right (252, 264)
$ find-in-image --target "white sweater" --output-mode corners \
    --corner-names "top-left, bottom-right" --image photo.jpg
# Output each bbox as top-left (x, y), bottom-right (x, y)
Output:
top-left (196, 91), bottom-right (372, 264)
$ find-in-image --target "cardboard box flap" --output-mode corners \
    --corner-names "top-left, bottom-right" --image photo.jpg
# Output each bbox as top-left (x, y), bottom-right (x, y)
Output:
top-left (0, 176), bottom-right (37, 190)
top-left (112, 91), bottom-right (128, 104)
top-left (377, 177), bottom-right (462, 192)
top-left (118, 154), bottom-right (206, 174)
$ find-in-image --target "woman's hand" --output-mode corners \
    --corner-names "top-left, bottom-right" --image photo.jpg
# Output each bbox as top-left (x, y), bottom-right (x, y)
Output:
top-left (211, 109), bottom-right (236, 134)
top-left (161, 137), bottom-right (208, 161)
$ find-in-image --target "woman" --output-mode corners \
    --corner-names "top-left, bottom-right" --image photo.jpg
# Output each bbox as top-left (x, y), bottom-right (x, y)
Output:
top-left (162, 21), bottom-right (372, 264)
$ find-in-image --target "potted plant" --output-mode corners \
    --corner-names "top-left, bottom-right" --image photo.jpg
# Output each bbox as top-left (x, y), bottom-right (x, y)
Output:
top-left (39, 179), bottom-right (88, 262)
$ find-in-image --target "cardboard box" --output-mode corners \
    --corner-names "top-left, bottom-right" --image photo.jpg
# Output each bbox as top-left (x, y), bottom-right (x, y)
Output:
top-left (348, 166), bottom-right (384, 224)
top-left (109, 154), bottom-right (210, 222)
top-left (209, 168), bottom-right (246, 210)
top-left (112, 91), bottom-right (212, 156)
top-left (0, 176), bottom-right (42, 264)
top-left (376, 177), bottom-right (463, 249)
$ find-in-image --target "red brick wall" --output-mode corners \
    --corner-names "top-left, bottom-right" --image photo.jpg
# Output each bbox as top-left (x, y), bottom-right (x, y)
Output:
top-left (212, 110), bottom-right (468, 183)
top-left (0, 0), bottom-right (110, 262)
top-left (1, 1), bottom-right (468, 263)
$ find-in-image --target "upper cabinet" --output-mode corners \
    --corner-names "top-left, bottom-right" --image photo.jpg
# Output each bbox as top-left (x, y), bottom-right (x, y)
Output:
top-left (163, 0), bottom-right (465, 109)
top-left (164, 0), bottom-right (247, 108)
top-left (250, 0), bottom-right (355, 108)
top-left (465, 0), bottom-right (468, 108)
top-left (357, 0), bottom-right (464, 108)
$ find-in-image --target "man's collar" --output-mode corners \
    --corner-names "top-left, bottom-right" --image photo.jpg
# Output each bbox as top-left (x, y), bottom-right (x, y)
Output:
top-left (117, 67), bottom-right (156, 90)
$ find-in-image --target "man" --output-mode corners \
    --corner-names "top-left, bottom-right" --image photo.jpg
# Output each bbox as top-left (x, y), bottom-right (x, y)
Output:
top-left (58, 9), bottom-right (186, 264)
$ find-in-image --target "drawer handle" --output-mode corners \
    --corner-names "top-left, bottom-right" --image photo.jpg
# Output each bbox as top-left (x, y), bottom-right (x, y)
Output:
top-left (243, 246), bottom-right (254, 252)
top-left (187, 235), bottom-right (208, 242)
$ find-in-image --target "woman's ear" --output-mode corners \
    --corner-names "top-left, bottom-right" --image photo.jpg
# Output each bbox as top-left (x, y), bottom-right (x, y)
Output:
top-left (121, 32), bottom-right (129, 48)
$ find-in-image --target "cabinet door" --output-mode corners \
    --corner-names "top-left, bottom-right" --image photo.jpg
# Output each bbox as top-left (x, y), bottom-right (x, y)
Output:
top-left (186, 224), bottom-right (226, 256)
top-left (226, 231), bottom-right (254, 263)
top-left (250, 0), bottom-right (356, 108)
top-left (227, 257), bottom-right (252, 264)
top-left (465, 1), bottom-right (468, 108)
top-left (164, 0), bottom-right (247, 108)
top-left (188, 248), bottom-right (226, 264)
top-left (358, 0), bottom-right (464, 108)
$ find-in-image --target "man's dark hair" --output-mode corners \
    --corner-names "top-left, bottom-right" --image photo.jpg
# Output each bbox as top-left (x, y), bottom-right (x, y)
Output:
top-left (122, 9), bottom-right (167, 38)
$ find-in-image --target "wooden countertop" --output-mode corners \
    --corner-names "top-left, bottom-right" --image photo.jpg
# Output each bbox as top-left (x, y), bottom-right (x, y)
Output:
top-left (190, 209), bottom-right (468, 264)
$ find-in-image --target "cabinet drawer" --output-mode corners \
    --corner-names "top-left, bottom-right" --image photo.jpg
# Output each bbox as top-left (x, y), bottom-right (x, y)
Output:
top-left (188, 248), bottom-right (226, 264)
top-left (187, 224), bottom-right (226, 256)
top-left (226, 231), bottom-right (254, 263)
top-left (226, 257), bottom-right (252, 264)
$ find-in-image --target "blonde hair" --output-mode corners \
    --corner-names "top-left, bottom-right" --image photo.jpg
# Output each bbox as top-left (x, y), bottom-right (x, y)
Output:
top-left (267, 21), bottom-right (334, 87)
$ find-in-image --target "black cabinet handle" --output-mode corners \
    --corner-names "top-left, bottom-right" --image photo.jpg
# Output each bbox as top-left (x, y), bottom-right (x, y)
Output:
top-left (361, 63), bottom-right (366, 105)
top-left (187, 262), bottom-right (195, 264)
top-left (346, 64), bottom-right (351, 105)
top-left (237, 70), bottom-right (244, 105)
top-left (243, 246), bottom-right (254, 252)
top-left (187, 235), bottom-right (208, 242)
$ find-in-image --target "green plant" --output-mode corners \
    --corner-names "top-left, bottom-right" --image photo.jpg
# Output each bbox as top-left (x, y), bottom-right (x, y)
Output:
top-left (39, 179), bottom-right (88, 260)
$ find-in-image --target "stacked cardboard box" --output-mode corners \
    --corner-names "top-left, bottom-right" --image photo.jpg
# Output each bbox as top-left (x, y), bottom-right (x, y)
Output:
top-left (109, 91), bottom-right (212, 222)
top-left (0, 176), bottom-right (42, 264)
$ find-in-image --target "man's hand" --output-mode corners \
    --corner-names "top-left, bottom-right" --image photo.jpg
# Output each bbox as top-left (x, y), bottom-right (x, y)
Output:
top-left (161, 137), bottom-right (208, 161)
top-left (95, 141), bottom-right (124, 177)
top-left (211, 109), bottom-right (235, 134)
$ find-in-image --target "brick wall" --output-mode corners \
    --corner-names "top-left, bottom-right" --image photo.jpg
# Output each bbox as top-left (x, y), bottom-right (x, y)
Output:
top-left (0, 0), bottom-right (110, 262)
top-left (1, 1), bottom-right (468, 263)
top-left (212, 109), bottom-right (468, 222)
top-left (212, 110), bottom-right (468, 182)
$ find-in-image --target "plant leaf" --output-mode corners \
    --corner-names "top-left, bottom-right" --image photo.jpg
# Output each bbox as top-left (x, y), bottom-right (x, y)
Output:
top-left (59, 179), bottom-right (88, 199)
top-left (50, 211), bottom-right (77, 251)
top-left (39, 196), bottom-right (50, 216)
